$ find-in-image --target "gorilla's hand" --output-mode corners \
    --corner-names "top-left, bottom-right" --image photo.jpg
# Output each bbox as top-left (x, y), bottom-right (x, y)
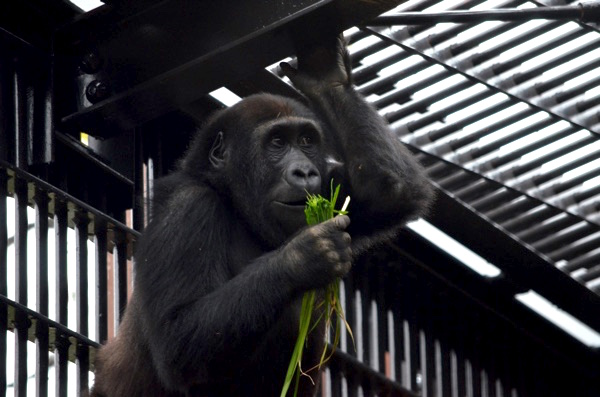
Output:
top-left (280, 35), bottom-right (351, 95)
top-left (281, 215), bottom-right (352, 292)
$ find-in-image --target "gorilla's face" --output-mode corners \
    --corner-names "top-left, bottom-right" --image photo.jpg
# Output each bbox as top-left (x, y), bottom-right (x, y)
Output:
top-left (212, 94), bottom-right (333, 247)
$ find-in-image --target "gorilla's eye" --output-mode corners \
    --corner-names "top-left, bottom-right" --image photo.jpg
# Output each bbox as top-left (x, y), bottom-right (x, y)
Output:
top-left (298, 135), bottom-right (313, 147)
top-left (270, 135), bottom-right (285, 148)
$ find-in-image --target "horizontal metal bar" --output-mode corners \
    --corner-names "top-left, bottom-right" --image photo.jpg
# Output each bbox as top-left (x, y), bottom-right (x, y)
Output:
top-left (0, 160), bottom-right (139, 243)
top-left (1, 295), bottom-right (100, 367)
top-left (368, 4), bottom-right (600, 26)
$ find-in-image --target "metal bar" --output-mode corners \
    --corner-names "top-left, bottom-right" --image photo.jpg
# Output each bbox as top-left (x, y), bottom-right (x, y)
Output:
top-left (95, 220), bottom-right (108, 344)
top-left (34, 188), bottom-right (49, 397)
top-left (75, 212), bottom-right (89, 395)
top-left (54, 199), bottom-right (68, 397)
top-left (364, 26), bottom-right (600, 135)
top-left (375, 266), bottom-right (388, 377)
top-left (368, 4), bottom-right (600, 25)
top-left (0, 171), bottom-right (7, 395)
top-left (112, 230), bottom-right (128, 331)
top-left (517, 214), bottom-right (578, 243)
top-left (14, 178), bottom-right (28, 396)
top-left (360, 265), bottom-right (372, 368)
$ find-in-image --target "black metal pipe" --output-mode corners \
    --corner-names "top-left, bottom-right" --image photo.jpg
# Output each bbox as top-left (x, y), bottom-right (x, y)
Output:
top-left (368, 4), bottom-right (600, 26)
top-left (95, 221), bottom-right (108, 344)
top-left (34, 188), bottom-right (49, 397)
top-left (0, 172), bottom-right (7, 395)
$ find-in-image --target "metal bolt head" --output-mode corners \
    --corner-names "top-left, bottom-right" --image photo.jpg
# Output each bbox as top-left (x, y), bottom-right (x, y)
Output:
top-left (86, 80), bottom-right (109, 103)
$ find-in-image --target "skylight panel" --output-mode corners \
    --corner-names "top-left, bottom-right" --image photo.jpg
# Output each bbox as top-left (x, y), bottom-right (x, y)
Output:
top-left (359, 45), bottom-right (402, 67)
top-left (412, 74), bottom-right (465, 101)
top-left (70, 0), bottom-right (103, 11)
top-left (348, 35), bottom-right (381, 55)
top-left (522, 31), bottom-right (597, 72)
top-left (428, 83), bottom-right (487, 112)
top-left (476, 111), bottom-right (547, 149)
top-left (407, 219), bottom-right (502, 278)
top-left (542, 47), bottom-right (600, 81)
top-left (563, 66), bottom-right (600, 90)
top-left (498, 120), bottom-right (568, 155)
top-left (209, 87), bottom-right (241, 107)
top-left (582, 175), bottom-right (600, 190)
top-left (516, 290), bottom-right (600, 347)
top-left (521, 130), bottom-right (590, 164)
top-left (477, 19), bottom-right (547, 54)
top-left (445, 92), bottom-right (508, 124)
top-left (456, 20), bottom-right (504, 44)
top-left (562, 157), bottom-right (600, 181)
top-left (466, 102), bottom-right (528, 137)
top-left (471, 0), bottom-right (516, 10)
top-left (377, 55), bottom-right (422, 78)
top-left (498, 21), bottom-right (574, 62)
top-left (539, 140), bottom-right (600, 174)
top-left (394, 64), bottom-right (445, 88)
top-left (424, 0), bottom-right (460, 12)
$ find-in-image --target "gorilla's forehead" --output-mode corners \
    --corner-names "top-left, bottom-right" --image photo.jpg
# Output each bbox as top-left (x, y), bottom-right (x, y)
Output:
top-left (230, 94), bottom-right (314, 126)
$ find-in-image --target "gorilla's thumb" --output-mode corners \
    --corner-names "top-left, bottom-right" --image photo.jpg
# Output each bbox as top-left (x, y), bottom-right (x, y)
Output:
top-left (333, 215), bottom-right (350, 230)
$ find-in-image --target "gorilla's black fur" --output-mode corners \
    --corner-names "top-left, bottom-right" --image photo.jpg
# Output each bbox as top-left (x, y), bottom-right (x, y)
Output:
top-left (91, 38), bottom-right (433, 397)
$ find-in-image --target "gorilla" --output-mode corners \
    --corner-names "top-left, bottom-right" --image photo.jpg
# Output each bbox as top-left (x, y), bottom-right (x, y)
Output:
top-left (91, 37), bottom-right (433, 397)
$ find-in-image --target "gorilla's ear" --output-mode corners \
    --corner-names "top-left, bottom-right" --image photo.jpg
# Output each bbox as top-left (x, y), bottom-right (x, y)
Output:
top-left (209, 131), bottom-right (227, 169)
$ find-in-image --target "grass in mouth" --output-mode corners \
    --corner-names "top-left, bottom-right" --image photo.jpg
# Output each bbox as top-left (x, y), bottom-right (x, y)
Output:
top-left (280, 181), bottom-right (353, 397)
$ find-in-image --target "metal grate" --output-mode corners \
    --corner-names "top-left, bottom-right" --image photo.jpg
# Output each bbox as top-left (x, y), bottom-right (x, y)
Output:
top-left (335, 0), bottom-right (600, 294)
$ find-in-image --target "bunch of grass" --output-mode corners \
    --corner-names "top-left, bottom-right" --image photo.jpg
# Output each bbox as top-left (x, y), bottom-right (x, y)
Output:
top-left (280, 182), bottom-right (352, 397)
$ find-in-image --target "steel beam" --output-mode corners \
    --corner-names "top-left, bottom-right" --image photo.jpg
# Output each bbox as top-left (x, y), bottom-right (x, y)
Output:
top-left (368, 3), bottom-right (600, 26)
top-left (55, 0), bottom-right (407, 137)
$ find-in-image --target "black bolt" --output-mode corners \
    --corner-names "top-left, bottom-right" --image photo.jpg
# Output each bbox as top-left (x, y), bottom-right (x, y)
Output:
top-left (80, 52), bottom-right (102, 74)
top-left (86, 80), bottom-right (109, 103)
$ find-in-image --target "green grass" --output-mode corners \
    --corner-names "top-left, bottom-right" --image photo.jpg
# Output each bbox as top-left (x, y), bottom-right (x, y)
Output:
top-left (280, 181), bottom-right (352, 397)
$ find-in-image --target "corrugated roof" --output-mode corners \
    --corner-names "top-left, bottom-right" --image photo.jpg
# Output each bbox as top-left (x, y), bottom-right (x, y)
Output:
top-left (269, 0), bottom-right (600, 295)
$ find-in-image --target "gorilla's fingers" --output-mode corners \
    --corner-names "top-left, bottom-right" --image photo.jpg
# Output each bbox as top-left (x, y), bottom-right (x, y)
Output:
top-left (333, 214), bottom-right (350, 230)
top-left (279, 62), bottom-right (297, 79)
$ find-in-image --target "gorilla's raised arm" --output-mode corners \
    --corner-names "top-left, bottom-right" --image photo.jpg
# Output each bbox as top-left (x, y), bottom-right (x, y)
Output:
top-left (282, 36), bottom-right (433, 251)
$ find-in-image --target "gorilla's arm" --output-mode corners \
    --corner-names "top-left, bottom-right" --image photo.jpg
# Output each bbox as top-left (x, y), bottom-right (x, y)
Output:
top-left (281, 37), bottom-right (433, 248)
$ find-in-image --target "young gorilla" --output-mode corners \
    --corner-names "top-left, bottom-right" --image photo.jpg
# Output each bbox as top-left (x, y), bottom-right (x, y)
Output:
top-left (91, 37), bottom-right (433, 397)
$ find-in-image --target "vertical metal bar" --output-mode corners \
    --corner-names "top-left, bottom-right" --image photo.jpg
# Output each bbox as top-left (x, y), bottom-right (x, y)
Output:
top-left (420, 327), bottom-right (435, 397)
top-left (113, 230), bottom-right (128, 331)
top-left (343, 269), bottom-right (357, 358)
top-left (35, 189), bottom-right (49, 397)
top-left (14, 63), bottom-right (28, 171)
top-left (453, 305), bottom-right (467, 397)
top-left (133, 128), bottom-right (145, 231)
top-left (14, 178), bottom-right (28, 396)
top-left (360, 264), bottom-right (372, 368)
top-left (0, 57), bottom-right (12, 162)
top-left (95, 220), bottom-right (108, 344)
top-left (54, 200), bottom-right (68, 397)
top-left (375, 265), bottom-right (388, 376)
top-left (55, 336), bottom-right (69, 397)
top-left (30, 57), bottom-right (53, 165)
top-left (0, 171), bottom-right (7, 395)
top-left (75, 212), bottom-right (89, 395)
top-left (404, 273), bottom-right (420, 393)
top-left (329, 366), bottom-right (342, 397)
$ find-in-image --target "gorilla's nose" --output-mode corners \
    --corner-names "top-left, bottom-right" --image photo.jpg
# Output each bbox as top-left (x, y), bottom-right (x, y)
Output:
top-left (287, 162), bottom-right (321, 192)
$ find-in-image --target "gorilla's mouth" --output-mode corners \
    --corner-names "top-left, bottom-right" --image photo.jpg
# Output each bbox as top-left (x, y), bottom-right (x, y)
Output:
top-left (275, 200), bottom-right (306, 209)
